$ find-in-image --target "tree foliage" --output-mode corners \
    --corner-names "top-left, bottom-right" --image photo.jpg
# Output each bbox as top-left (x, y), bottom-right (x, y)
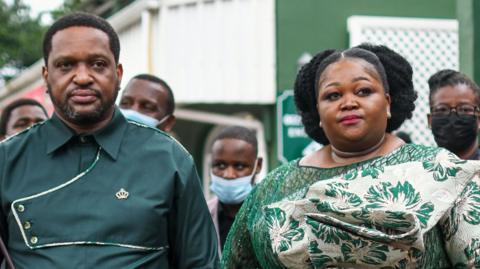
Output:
top-left (51, 0), bottom-right (136, 19)
top-left (0, 0), bottom-right (135, 82)
top-left (0, 0), bottom-right (46, 70)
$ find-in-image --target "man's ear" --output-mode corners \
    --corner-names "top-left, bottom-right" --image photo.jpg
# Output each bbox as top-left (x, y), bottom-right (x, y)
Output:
top-left (42, 66), bottom-right (51, 94)
top-left (159, 115), bottom-right (176, 132)
top-left (42, 66), bottom-right (48, 84)
top-left (116, 63), bottom-right (123, 85)
top-left (427, 113), bottom-right (432, 129)
top-left (476, 114), bottom-right (480, 130)
top-left (255, 157), bottom-right (263, 174)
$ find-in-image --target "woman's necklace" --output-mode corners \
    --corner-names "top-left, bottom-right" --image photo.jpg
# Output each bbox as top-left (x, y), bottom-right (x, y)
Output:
top-left (331, 134), bottom-right (386, 159)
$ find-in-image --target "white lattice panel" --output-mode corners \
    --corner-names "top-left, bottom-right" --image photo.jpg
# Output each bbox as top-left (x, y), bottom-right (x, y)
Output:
top-left (348, 16), bottom-right (458, 146)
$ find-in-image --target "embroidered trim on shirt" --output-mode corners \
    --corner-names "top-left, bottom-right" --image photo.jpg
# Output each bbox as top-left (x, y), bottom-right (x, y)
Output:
top-left (11, 148), bottom-right (101, 249)
top-left (127, 120), bottom-right (190, 154)
top-left (0, 121), bottom-right (46, 144)
top-left (29, 241), bottom-right (169, 251)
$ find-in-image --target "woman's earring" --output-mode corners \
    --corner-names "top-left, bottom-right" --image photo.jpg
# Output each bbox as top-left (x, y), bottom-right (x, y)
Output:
top-left (387, 111), bottom-right (391, 119)
top-left (319, 121), bottom-right (322, 128)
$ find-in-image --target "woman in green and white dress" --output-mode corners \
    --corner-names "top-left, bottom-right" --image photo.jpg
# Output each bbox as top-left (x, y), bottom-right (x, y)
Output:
top-left (221, 44), bottom-right (480, 269)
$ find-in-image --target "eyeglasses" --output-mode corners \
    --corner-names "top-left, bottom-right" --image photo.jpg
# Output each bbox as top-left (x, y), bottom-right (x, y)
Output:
top-left (430, 104), bottom-right (479, 116)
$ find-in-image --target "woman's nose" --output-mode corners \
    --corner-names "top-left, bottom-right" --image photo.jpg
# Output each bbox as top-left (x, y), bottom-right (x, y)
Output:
top-left (340, 94), bottom-right (359, 110)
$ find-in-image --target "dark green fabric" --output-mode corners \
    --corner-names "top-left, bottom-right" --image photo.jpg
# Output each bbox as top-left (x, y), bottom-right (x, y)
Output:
top-left (0, 108), bottom-right (219, 269)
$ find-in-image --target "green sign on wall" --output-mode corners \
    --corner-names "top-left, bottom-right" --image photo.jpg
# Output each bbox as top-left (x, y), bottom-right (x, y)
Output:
top-left (277, 90), bottom-right (314, 163)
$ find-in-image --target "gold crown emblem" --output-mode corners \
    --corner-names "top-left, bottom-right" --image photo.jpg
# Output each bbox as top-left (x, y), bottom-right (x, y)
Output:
top-left (115, 188), bottom-right (129, 200)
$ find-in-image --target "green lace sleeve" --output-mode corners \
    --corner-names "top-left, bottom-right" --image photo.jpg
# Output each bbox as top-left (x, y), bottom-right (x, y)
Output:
top-left (221, 181), bottom-right (261, 268)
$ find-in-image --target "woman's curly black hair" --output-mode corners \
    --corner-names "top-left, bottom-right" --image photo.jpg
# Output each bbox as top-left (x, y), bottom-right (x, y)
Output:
top-left (294, 43), bottom-right (417, 145)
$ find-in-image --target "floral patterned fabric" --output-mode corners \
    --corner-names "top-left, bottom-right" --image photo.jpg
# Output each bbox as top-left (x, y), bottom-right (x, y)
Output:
top-left (221, 144), bottom-right (480, 269)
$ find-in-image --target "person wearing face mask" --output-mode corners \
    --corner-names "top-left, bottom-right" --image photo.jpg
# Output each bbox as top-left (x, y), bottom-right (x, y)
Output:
top-left (428, 69), bottom-right (480, 160)
top-left (119, 74), bottom-right (176, 132)
top-left (207, 126), bottom-right (263, 257)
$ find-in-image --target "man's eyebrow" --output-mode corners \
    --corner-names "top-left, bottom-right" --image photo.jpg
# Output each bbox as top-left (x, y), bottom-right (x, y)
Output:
top-left (52, 53), bottom-right (111, 62)
top-left (88, 53), bottom-right (111, 60)
top-left (51, 55), bottom-right (74, 62)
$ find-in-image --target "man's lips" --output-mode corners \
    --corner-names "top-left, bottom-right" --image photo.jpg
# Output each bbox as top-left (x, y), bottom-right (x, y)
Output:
top-left (339, 115), bottom-right (362, 125)
top-left (69, 89), bottom-right (100, 104)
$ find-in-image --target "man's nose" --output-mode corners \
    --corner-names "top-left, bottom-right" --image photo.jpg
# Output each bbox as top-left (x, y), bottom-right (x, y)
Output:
top-left (130, 103), bottom-right (141, 112)
top-left (73, 64), bottom-right (93, 85)
top-left (222, 167), bottom-right (238, 179)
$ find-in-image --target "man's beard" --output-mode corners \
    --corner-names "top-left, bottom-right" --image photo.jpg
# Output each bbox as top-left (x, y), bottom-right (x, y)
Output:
top-left (48, 84), bottom-right (119, 126)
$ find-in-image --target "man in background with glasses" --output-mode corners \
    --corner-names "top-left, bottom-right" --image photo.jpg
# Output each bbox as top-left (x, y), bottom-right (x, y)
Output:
top-left (428, 69), bottom-right (480, 159)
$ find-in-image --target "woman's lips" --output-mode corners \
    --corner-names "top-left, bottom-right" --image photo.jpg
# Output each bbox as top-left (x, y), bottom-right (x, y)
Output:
top-left (339, 115), bottom-right (362, 125)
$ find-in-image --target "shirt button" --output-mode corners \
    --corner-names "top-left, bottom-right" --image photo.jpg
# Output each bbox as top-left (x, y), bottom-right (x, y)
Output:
top-left (79, 136), bottom-right (86, 143)
top-left (30, 236), bottom-right (38, 244)
top-left (23, 221), bottom-right (31, 230)
top-left (17, 204), bottom-right (25, 212)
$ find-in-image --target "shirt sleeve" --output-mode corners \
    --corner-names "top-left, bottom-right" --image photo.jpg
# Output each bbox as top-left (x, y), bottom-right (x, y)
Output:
top-left (441, 177), bottom-right (480, 268)
top-left (168, 151), bottom-right (219, 269)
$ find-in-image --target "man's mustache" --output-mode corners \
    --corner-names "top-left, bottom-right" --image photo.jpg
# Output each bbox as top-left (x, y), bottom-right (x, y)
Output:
top-left (67, 88), bottom-right (102, 98)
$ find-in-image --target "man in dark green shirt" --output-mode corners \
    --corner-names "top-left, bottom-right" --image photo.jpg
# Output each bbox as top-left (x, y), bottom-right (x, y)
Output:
top-left (0, 12), bottom-right (218, 268)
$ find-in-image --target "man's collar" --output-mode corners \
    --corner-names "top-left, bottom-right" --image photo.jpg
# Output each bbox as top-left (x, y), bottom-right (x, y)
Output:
top-left (45, 113), bottom-right (75, 155)
top-left (94, 107), bottom-right (128, 160)
top-left (45, 107), bottom-right (128, 160)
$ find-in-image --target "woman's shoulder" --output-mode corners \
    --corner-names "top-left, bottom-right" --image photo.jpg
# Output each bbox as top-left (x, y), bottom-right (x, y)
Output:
top-left (251, 160), bottom-right (307, 199)
top-left (393, 143), bottom-right (445, 161)
top-left (257, 160), bottom-right (303, 186)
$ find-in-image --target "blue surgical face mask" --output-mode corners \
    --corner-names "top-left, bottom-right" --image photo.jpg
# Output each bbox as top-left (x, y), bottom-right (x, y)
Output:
top-left (209, 160), bottom-right (258, 204)
top-left (121, 109), bottom-right (160, 128)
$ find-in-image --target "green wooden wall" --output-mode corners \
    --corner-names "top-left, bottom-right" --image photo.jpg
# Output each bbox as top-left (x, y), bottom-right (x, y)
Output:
top-left (276, 0), bottom-right (457, 91)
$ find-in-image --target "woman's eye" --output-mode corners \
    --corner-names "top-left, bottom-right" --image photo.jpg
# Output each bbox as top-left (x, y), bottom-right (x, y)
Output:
top-left (324, 92), bottom-right (341, 101)
top-left (357, 88), bottom-right (372, 96)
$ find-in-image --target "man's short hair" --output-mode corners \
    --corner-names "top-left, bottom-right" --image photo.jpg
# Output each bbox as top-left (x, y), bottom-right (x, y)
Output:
top-left (132, 74), bottom-right (175, 115)
top-left (212, 126), bottom-right (258, 155)
top-left (0, 98), bottom-right (48, 136)
top-left (43, 12), bottom-right (120, 64)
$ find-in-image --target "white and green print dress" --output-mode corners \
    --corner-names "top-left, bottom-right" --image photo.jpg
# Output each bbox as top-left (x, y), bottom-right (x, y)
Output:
top-left (221, 144), bottom-right (480, 269)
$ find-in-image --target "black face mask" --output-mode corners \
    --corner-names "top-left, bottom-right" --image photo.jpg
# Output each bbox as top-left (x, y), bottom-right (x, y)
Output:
top-left (431, 114), bottom-right (478, 153)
